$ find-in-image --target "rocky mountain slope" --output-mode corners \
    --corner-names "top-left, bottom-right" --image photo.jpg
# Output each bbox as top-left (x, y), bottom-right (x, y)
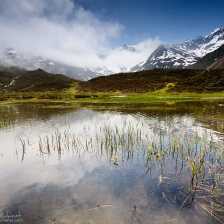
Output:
top-left (189, 45), bottom-right (224, 70)
top-left (132, 28), bottom-right (224, 71)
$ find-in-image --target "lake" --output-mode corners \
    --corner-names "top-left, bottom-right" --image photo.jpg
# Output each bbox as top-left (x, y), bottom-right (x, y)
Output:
top-left (0, 102), bottom-right (223, 224)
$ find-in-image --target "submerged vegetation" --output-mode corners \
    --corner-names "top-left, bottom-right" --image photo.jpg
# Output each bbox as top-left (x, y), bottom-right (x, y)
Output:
top-left (15, 111), bottom-right (224, 223)
top-left (0, 105), bottom-right (17, 129)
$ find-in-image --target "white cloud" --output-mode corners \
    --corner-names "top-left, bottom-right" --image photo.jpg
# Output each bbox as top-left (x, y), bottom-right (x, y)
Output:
top-left (0, 0), bottom-right (161, 70)
top-left (103, 37), bottom-right (161, 72)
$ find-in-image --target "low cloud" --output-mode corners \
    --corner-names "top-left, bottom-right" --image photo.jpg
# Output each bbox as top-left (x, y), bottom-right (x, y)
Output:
top-left (103, 38), bottom-right (161, 72)
top-left (0, 0), bottom-right (161, 69)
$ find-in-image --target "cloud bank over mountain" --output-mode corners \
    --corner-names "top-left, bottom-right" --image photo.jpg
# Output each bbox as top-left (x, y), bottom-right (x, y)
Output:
top-left (0, 0), bottom-right (161, 69)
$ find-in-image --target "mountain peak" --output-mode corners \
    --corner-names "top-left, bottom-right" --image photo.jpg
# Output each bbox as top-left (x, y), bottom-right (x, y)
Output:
top-left (211, 27), bottom-right (222, 34)
top-left (5, 48), bottom-right (17, 54)
top-left (132, 27), bottom-right (224, 71)
top-left (121, 44), bottom-right (136, 52)
top-left (157, 44), bottom-right (170, 49)
top-left (205, 28), bottom-right (223, 38)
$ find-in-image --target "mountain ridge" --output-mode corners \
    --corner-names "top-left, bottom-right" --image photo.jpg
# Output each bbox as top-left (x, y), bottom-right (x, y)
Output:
top-left (131, 28), bottom-right (224, 71)
top-left (1, 28), bottom-right (224, 80)
top-left (188, 44), bottom-right (224, 70)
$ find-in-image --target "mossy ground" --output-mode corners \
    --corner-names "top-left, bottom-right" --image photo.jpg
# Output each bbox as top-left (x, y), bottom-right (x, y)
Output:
top-left (1, 89), bottom-right (224, 105)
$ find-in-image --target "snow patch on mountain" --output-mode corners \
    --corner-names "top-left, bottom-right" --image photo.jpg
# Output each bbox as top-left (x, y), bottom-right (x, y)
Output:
top-left (133, 28), bottom-right (224, 71)
top-left (1, 28), bottom-right (224, 80)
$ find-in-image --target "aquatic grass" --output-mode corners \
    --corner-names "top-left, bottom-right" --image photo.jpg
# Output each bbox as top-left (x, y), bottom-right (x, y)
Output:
top-left (0, 106), bottom-right (17, 129)
top-left (19, 137), bottom-right (26, 161)
top-left (16, 115), bottom-right (224, 223)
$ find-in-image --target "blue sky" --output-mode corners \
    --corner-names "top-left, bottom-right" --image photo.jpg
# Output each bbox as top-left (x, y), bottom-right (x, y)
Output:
top-left (0, 0), bottom-right (223, 69)
top-left (75, 0), bottom-right (224, 46)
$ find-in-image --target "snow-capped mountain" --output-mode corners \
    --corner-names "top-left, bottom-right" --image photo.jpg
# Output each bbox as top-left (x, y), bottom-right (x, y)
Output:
top-left (1, 28), bottom-right (224, 80)
top-left (120, 44), bottom-right (137, 52)
top-left (0, 44), bottom-right (137, 81)
top-left (132, 28), bottom-right (224, 71)
top-left (1, 49), bottom-right (116, 81)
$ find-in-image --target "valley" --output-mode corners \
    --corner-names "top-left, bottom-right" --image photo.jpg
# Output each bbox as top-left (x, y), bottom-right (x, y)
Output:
top-left (1, 28), bottom-right (224, 105)
top-left (0, 67), bottom-right (224, 104)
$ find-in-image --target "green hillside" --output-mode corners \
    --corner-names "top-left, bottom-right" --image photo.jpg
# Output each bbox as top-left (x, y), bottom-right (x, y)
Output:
top-left (77, 68), bottom-right (224, 93)
top-left (0, 67), bottom-right (79, 92)
top-left (1, 67), bottom-right (224, 103)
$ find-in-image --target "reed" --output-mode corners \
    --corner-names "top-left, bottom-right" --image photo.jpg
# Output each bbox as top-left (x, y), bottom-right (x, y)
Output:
top-left (17, 116), bottom-right (224, 223)
top-left (0, 107), bottom-right (16, 129)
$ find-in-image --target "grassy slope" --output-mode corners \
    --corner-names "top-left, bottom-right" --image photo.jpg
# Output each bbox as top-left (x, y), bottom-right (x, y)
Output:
top-left (77, 68), bottom-right (224, 93)
top-left (0, 67), bottom-right (80, 91)
top-left (0, 66), bottom-right (26, 85)
top-left (8, 69), bottom-right (79, 92)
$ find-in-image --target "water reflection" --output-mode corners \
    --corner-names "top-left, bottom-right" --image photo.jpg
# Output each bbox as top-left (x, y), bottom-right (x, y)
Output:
top-left (0, 102), bottom-right (223, 224)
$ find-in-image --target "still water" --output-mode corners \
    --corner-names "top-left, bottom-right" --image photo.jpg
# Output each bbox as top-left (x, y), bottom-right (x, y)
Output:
top-left (0, 102), bottom-right (223, 224)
